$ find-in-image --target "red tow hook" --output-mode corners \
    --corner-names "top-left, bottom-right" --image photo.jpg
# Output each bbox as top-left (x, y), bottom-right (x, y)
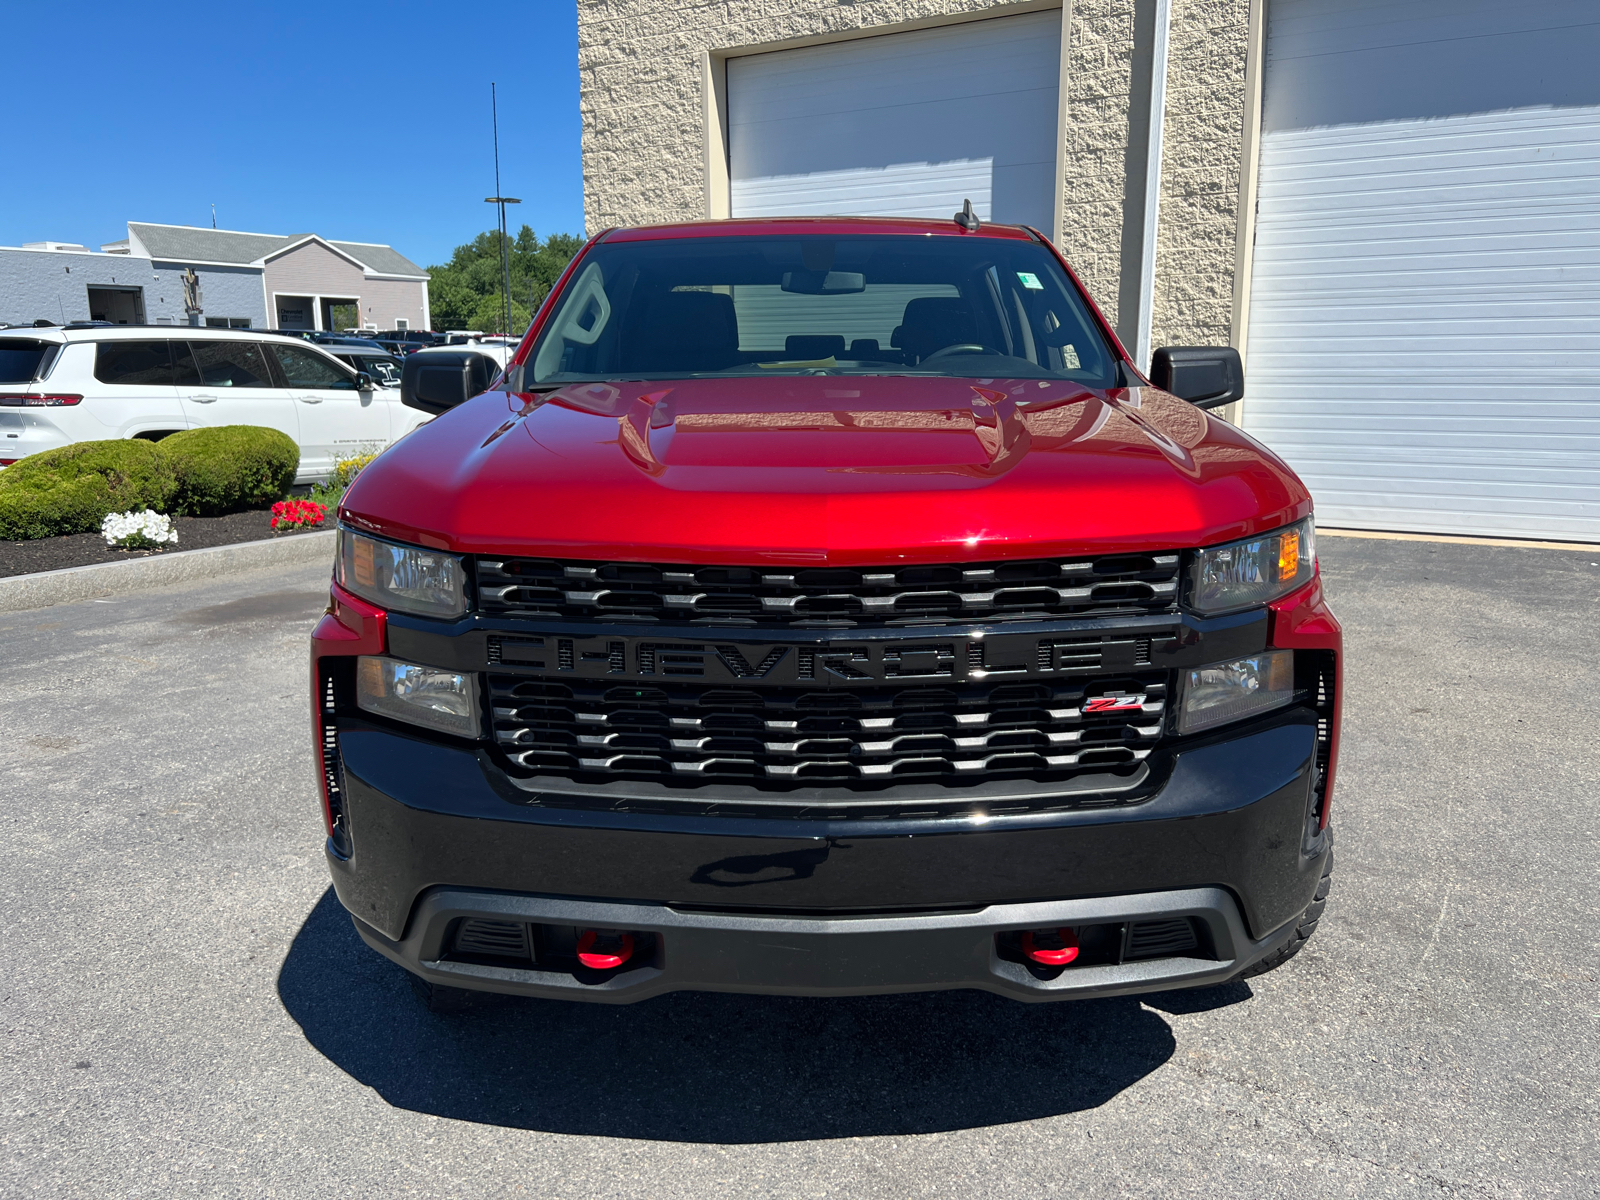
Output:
top-left (1021, 927), bottom-right (1080, 966)
top-left (576, 929), bottom-right (635, 970)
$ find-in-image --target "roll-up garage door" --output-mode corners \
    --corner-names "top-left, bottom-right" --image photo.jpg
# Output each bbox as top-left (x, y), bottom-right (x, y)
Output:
top-left (726, 11), bottom-right (1061, 231)
top-left (1243, 0), bottom-right (1600, 540)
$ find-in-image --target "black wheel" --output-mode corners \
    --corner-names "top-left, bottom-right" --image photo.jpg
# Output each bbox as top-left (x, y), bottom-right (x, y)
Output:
top-left (1236, 831), bottom-right (1334, 980)
top-left (409, 973), bottom-right (474, 1013)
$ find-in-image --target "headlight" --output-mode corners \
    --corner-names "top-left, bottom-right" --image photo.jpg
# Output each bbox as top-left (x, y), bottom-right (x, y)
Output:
top-left (337, 527), bottom-right (467, 618)
top-left (1177, 650), bottom-right (1294, 735)
top-left (1191, 518), bottom-right (1315, 614)
top-left (356, 656), bottom-right (480, 738)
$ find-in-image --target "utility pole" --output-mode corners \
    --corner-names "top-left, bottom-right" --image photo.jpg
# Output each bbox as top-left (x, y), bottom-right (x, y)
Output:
top-left (484, 83), bottom-right (521, 337)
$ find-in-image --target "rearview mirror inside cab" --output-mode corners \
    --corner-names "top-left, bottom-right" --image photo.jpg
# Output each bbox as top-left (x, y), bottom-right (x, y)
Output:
top-left (781, 270), bottom-right (866, 295)
top-left (1150, 346), bottom-right (1244, 410)
top-left (401, 351), bottom-right (498, 415)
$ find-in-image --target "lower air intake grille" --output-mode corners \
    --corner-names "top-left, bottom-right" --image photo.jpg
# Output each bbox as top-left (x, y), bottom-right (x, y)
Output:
top-left (453, 918), bottom-right (531, 961)
top-left (489, 673), bottom-right (1167, 789)
top-left (1125, 918), bottom-right (1201, 961)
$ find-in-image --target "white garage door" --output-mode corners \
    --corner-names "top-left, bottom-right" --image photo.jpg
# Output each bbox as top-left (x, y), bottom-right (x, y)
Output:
top-left (1243, 0), bottom-right (1600, 540)
top-left (726, 12), bottom-right (1061, 230)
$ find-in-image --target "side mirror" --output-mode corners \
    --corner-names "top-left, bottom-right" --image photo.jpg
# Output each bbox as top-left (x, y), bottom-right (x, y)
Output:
top-left (401, 351), bottom-right (497, 415)
top-left (1149, 346), bottom-right (1243, 409)
top-left (355, 371), bottom-right (373, 391)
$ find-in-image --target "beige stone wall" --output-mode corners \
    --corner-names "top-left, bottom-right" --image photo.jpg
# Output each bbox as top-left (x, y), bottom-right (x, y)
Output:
top-left (577, 0), bottom-right (1251, 346)
top-left (578, 0), bottom-right (1026, 234)
top-left (1059, 0), bottom-right (1137, 331)
top-left (1152, 0), bottom-right (1252, 349)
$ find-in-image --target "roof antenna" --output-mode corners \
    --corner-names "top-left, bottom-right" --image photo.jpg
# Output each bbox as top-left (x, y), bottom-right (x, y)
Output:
top-left (954, 198), bottom-right (981, 233)
top-left (211, 204), bottom-right (217, 230)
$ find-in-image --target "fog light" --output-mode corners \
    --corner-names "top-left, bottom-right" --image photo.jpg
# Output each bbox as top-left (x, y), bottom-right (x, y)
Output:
top-left (356, 656), bottom-right (480, 738)
top-left (1177, 649), bottom-right (1294, 735)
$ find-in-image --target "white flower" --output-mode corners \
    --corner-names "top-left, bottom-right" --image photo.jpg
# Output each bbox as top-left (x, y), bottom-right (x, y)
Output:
top-left (101, 509), bottom-right (179, 548)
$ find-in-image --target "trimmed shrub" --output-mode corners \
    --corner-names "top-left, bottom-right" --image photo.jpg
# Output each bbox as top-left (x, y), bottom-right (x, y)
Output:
top-left (161, 425), bottom-right (299, 517)
top-left (0, 439), bottom-right (176, 540)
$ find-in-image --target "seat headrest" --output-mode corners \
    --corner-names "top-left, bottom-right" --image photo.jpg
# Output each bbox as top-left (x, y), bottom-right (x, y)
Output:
top-left (785, 334), bottom-right (845, 360)
top-left (624, 290), bottom-right (739, 373)
top-left (892, 296), bottom-right (977, 362)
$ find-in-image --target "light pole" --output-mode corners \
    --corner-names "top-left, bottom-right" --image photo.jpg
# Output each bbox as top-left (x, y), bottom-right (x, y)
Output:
top-left (485, 83), bottom-right (520, 337)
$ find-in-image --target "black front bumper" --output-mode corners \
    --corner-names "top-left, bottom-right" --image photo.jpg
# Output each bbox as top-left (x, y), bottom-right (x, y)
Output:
top-left (326, 708), bottom-right (1329, 1003)
top-left (352, 884), bottom-right (1299, 1003)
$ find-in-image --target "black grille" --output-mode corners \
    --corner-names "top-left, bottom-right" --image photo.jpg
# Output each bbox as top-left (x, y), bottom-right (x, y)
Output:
top-left (1125, 918), bottom-right (1201, 960)
top-left (476, 552), bottom-right (1180, 627)
top-left (490, 673), bottom-right (1167, 788)
top-left (453, 918), bottom-right (531, 961)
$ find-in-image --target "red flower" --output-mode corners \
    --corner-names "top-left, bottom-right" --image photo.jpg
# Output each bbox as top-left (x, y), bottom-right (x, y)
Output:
top-left (271, 499), bottom-right (328, 531)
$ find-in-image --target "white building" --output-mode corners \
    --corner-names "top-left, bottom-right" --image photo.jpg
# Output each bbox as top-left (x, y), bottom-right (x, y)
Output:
top-left (580, 0), bottom-right (1600, 541)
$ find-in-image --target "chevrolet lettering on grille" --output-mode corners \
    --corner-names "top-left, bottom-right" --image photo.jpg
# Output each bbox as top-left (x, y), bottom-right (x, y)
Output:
top-left (487, 629), bottom-right (1175, 686)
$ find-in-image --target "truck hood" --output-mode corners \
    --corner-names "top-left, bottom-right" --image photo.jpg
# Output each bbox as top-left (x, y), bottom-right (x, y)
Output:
top-left (342, 375), bottom-right (1311, 564)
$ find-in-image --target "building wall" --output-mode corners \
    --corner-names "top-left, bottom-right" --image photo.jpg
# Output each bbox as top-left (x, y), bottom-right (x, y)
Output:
top-left (0, 249), bottom-right (266, 328)
top-left (579, 0), bottom-right (1025, 234)
top-left (150, 263), bottom-right (269, 327)
top-left (354, 277), bottom-right (429, 332)
top-left (1061, 0), bottom-right (1138, 334)
top-left (263, 241), bottom-right (368, 306)
top-left (577, 0), bottom-right (1252, 352)
top-left (261, 240), bottom-right (427, 330)
top-left (1153, 0), bottom-right (1252, 349)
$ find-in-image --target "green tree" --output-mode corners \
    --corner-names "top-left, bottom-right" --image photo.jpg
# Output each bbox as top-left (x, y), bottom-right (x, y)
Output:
top-left (466, 292), bottom-right (532, 336)
top-left (426, 226), bottom-right (583, 333)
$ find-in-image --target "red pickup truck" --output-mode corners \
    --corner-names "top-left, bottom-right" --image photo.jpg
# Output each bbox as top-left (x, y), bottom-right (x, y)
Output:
top-left (311, 215), bottom-right (1340, 1010)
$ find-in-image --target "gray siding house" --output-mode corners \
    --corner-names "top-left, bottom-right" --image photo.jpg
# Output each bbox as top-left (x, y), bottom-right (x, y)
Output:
top-left (1, 223), bottom-right (430, 332)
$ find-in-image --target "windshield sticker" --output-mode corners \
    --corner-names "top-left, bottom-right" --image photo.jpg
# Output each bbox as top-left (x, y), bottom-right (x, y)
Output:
top-left (1017, 272), bottom-right (1044, 290)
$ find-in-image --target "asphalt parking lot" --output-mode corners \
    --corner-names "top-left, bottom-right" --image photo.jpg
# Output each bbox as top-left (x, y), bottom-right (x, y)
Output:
top-left (2, 534), bottom-right (1596, 1198)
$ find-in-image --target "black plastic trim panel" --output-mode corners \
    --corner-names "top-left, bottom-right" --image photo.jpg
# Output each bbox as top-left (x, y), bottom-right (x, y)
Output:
top-left (350, 884), bottom-right (1303, 1004)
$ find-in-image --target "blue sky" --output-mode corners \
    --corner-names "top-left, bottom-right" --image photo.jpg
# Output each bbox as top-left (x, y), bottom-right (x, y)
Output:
top-left (0, 1), bottom-right (584, 268)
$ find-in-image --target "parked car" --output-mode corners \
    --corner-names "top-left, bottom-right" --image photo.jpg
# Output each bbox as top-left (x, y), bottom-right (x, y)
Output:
top-left (374, 333), bottom-right (441, 355)
top-left (0, 327), bottom-right (430, 479)
top-left (404, 340), bottom-right (512, 378)
top-left (326, 346), bottom-right (406, 388)
top-left (309, 333), bottom-right (387, 351)
top-left (313, 216), bottom-right (1340, 1011)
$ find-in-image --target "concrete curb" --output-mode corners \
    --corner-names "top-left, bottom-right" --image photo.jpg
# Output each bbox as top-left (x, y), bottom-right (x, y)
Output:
top-left (0, 529), bottom-right (336, 613)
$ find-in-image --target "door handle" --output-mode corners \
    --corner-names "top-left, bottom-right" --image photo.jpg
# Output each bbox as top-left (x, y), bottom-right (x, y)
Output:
top-left (191, 395), bottom-right (218, 404)
top-left (298, 396), bottom-right (323, 405)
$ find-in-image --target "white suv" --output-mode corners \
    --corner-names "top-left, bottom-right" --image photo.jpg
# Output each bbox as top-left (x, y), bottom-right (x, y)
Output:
top-left (0, 326), bottom-right (432, 481)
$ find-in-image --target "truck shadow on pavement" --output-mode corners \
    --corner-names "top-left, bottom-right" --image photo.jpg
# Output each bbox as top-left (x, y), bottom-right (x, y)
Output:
top-left (279, 889), bottom-right (1248, 1142)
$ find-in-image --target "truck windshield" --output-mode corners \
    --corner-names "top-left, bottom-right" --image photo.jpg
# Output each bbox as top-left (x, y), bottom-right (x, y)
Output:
top-left (0, 338), bottom-right (54, 384)
top-left (527, 234), bottom-right (1120, 387)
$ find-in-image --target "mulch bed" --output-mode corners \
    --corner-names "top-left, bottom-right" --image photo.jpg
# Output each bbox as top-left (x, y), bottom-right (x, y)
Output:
top-left (0, 509), bottom-right (330, 579)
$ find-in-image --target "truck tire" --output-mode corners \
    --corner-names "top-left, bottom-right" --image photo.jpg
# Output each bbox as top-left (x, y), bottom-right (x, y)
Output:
top-left (1237, 832), bottom-right (1334, 980)
top-left (409, 974), bottom-right (474, 1013)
